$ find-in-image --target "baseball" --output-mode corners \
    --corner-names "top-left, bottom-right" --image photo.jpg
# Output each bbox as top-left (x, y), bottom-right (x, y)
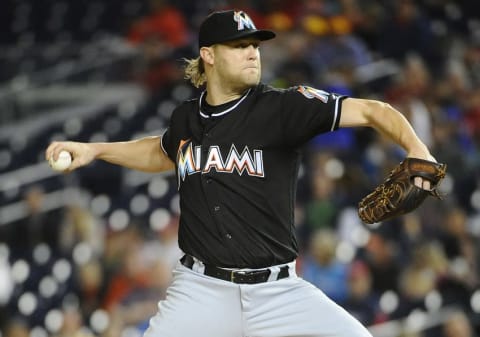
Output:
top-left (49, 150), bottom-right (72, 171)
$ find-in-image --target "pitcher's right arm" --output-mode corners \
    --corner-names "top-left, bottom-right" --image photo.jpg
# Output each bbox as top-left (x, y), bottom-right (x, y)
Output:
top-left (45, 136), bottom-right (175, 173)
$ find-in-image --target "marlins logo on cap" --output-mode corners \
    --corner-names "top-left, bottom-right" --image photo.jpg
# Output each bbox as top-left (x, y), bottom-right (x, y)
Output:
top-left (198, 10), bottom-right (275, 48)
top-left (233, 11), bottom-right (256, 31)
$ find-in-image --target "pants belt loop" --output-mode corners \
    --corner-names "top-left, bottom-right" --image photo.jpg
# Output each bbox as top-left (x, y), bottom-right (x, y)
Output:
top-left (189, 255), bottom-right (205, 274)
top-left (267, 265), bottom-right (280, 282)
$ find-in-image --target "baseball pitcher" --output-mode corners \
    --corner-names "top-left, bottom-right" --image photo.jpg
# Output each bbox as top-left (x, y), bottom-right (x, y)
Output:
top-left (46, 9), bottom-right (445, 337)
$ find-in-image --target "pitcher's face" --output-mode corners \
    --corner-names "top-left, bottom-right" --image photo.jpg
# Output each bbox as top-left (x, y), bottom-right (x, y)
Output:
top-left (211, 38), bottom-right (262, 91)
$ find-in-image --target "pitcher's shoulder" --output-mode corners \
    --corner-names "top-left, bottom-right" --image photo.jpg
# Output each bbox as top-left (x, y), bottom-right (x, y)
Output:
top-left (170, 97), bottom-right (199, 117)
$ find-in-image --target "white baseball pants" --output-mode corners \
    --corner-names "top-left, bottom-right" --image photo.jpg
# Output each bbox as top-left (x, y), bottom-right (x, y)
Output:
top-left (143, 260), bottom-right (373, 337)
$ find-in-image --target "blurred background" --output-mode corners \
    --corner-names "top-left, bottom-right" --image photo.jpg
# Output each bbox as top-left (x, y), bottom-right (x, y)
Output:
top-left (1, 0), bottom-right (480, 336)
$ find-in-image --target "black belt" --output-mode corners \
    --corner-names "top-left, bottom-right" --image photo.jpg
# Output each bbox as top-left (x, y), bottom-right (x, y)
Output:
top-left (180, 254), bottom-right (290, 284)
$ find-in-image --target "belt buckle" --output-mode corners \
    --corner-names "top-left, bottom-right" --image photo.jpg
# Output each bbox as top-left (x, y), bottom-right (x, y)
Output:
top-left (230, 270), bottom-right (247, 282)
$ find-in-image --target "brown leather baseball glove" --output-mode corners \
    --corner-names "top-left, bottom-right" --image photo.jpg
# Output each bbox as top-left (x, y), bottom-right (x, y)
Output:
top-left (358, 158), bottom-right (447, 224)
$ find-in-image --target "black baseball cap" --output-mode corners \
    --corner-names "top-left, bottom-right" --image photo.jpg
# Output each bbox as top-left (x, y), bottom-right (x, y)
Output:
top-left (198, 10), bottom-right (276, 48)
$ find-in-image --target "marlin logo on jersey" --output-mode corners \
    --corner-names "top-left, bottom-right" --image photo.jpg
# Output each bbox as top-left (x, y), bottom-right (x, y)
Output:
top-left (233, 11), bottom-right (256, 31)
top-left (177, 140), bottom-right (264, 187)
top-left (297, 86), bottom-right (329, 103)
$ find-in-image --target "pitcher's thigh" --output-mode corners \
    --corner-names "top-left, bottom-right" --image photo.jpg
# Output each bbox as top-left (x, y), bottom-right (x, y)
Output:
top-left (246, 278), bottom-right (373, 337)
top-left (144, 267), bottom-right (243, 337)
top-left (300, 284), bottom-right (373, 337)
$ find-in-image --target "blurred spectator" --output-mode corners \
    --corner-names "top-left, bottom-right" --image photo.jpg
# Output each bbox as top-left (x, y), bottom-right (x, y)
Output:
top-left (101, 229), bottom-right (150, 312)
top-left (53, 306), bottom-right (94, 337)
top-left (462, 35), bottom-right (480, 89)
top-left (127, 0), bottom-right (189, 92)
top-left (442, 310), bottom-right (476, 337)
top-left (376, 0), bottom-right (439, 68)
top-left (263, 2), bottom-right (296, 32)
top-left (76, 259), bottom-right (104, 318)
top-left (127, 0), bottom-right (189, 48)
top-left (119, 257), bottom-right (172, 334)
top-left (343, 260), bottom-right (383, 326)
top-left (273, 31), bottom-right (316, 87)
top-left (341, 0), bottom-right (385, 50)
top-left (3, 318), bottom-right (29, 337)
top-left (304, 152), bottom-right (339, 231)
top-left (141, 213), bottom-right (182, 269)
top-left (464, 88), bottom-right (480, 146)
top-left (59, 205), bottom-right (104, 257)
top-left (386, 55), bottom-right (433, 147)
top-left (430, 105), bottom-right (471, 180)
top-left (437, 206), bottom-right (479, 288)
top-left (298, 0), bottom-right (372, 83)
top-left (396, 214), bottom-right (425, 258)
top-left (362, 232), bottom-right (401, 294)
top-left (301, 228), bottom-right (349, 304)
top-left (393, 242), bottom-right (448, 318)
top-left (9, 186), bottom-right (62, 257)
top-left (434, 206), bottom-right (479, 309)
top-left (99, 226), bottom-right (172, 334)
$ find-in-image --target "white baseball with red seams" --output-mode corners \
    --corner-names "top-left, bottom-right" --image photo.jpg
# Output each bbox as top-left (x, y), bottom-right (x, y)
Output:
top-left (49, 150), bottom-right (72, 171)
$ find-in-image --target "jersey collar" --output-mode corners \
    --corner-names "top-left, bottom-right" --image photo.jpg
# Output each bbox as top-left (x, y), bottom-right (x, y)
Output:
top-left (198, 88), bottom-right (252, 118)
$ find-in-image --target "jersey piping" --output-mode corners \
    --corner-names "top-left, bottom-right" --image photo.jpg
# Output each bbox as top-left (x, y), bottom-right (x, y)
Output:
top-left (160, 132), bottom-right (168, 156)
top-left (331, 97), bottom-right (340, 131)
top-left (198, 88), bottom-right (252, 118)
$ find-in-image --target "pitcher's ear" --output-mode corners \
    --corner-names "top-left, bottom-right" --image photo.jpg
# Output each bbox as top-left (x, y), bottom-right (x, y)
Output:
top-left (200, 46), bottom-right (214, 66)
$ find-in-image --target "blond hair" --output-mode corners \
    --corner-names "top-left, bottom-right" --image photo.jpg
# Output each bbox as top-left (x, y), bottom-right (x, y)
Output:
top-left (183, 56), bottom-right (206, 88)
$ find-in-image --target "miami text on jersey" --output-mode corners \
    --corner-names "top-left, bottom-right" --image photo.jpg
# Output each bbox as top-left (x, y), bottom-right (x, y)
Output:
top-left (177, 140), bottom-right (264, 186)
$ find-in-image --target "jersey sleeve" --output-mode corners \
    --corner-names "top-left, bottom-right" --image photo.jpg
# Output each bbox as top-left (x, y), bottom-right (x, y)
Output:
top-left (160, 105), bottom-right (180, 163)
top-left (160, 127), bottom-right (175, 162)
top-left (280, 85), bottom-right (347, 146)
top-left (160, 101), bottom-right (195, 162)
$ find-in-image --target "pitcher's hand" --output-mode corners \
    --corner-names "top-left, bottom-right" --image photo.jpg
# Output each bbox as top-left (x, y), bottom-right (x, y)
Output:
top-left (45, 141), bottom-right (97, 172)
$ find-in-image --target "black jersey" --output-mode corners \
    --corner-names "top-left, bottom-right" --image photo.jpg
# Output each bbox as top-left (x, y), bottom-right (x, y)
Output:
top-left (161, 83), bottom-right (346, 268)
